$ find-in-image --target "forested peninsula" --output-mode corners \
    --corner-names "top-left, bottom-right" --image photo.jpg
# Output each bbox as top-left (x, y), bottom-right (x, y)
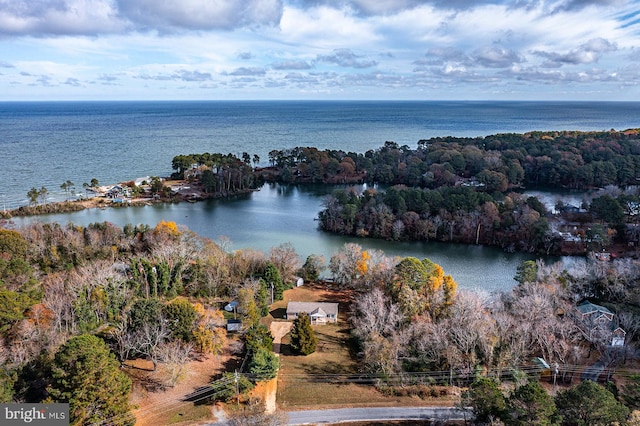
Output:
top-left (203, 129), bottom-right (640, 257)
top-left (7, 129), bottom-right (640, 258)
top-left (262, 130), bottom-right (640, 256)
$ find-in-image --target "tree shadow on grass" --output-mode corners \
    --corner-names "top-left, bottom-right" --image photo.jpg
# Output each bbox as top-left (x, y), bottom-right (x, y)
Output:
top-left (183, 337), bottom-right (245, 406)
top-left (279, 343), bottom-right (295, 356)
top-left (183, 352), bottom-right (244, 405)
top-left (302, 361), bottom-right (351, 376)
top-left (269, 307), bottom-right (287, 319)
top-left (183, 379), bottom-right (230, 405)
top-left (126, 366), bottom-right (167, 393)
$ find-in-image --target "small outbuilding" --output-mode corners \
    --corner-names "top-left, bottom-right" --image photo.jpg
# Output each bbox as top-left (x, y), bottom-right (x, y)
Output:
top-left (224, 301), bottom-right (239, 312)
top-left (226, 319), bottom-right (242, 332)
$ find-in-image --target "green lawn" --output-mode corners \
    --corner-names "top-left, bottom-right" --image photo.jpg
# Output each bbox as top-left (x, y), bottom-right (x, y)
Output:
top-left (275, 284), bottom-right (457, 409)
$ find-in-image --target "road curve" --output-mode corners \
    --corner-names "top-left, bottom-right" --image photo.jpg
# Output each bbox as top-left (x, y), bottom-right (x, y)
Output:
top-left (285, 406), bottom-right (472, 425)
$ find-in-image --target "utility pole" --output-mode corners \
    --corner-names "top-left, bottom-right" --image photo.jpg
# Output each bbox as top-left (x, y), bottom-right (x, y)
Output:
top-left (234, 370), bottom-right (239, 406)
top-left (270, 282), bottom-right (274, 304)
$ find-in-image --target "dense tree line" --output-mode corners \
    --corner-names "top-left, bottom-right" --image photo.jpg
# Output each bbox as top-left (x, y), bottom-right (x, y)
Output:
top-left (319, 185), bottom-right (554, 253)
top-left (262, 131), bottom-right (640, 255)
top-left (343, 242), bottom-right (640, 380)
top-left (267, 130), bottom-right (640, 189)
top-left (466, 376), bottom-right (630, 425)
top-left (319, 183), bottom-right (640, 255)
top-left (0, 221), bottom-right (301, 423)
top-left (171, 152), bottom-right (261, 195)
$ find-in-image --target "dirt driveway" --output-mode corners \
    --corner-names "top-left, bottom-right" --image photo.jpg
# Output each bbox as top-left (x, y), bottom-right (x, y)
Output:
top-left (262, 321), bottom-right (293, 413)
top-left (270, 321), bottom-right (293, 353)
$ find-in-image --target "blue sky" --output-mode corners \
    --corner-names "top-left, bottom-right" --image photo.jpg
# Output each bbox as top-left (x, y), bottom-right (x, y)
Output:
top-left (1, 0), bottom-right (639, 101)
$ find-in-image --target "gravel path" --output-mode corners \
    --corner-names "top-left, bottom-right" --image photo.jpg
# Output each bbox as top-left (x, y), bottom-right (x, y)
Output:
top-left (264, 321), bottom-right (293, 413)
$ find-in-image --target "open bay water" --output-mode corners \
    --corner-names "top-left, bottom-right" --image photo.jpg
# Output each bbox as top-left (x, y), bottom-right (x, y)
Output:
top-left (2, 101), bottom-right (639, 291)
top-left (2, 100), bottom-right (640, 209)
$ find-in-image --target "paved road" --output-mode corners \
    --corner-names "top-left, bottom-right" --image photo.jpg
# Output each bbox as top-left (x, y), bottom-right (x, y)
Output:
top-left (286, 407), bottom-right (471, 425)
top-left (210, 406), bottom-right (472, 425)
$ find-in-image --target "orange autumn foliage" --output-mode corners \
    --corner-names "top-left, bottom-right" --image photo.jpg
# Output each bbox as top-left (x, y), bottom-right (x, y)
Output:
top-left (356, 250), bottom-right (370, 276)
top-left (154, 220), bottom-right (180, 238)
top-left (192, 303), bottom-right (226, 355)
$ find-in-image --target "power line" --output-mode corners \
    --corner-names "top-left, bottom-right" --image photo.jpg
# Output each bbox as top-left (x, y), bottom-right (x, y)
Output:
top-left (87, 363), bottom-right (640, 425)
top-left (91, 376), bottom-right (236, 426)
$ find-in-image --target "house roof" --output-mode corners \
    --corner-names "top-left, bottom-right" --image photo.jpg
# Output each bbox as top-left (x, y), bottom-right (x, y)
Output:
top-left (287, 301), bottom-right (339, 317)
top-left (310, 307), bottom-right (327, 317)
top-left (576, 301), bottom-right (613, 316)
top-left (533, 357), bottom-right (550, 370)
top-left (226, 319), bottom-right (242, 332)
top-left (612, 327), bottom-right (627, 335)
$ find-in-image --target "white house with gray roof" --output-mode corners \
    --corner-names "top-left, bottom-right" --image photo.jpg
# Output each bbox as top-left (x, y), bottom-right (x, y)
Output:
top-left (286, 301), bottom-right (339, 324)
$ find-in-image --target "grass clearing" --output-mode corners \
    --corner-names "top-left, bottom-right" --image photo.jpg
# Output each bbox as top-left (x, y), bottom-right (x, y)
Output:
top-left (275, 283), bottom-right (456, 410)
top-left (166, 404), bottom-right (213, 424)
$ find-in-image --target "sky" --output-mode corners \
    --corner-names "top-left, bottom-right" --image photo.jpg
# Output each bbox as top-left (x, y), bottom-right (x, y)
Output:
top-left (1, 0), bottom-right (640, 101)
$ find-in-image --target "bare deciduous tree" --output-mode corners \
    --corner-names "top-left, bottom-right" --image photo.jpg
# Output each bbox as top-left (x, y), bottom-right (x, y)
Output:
top-left (618, 311), bottom-right (640, 342)
top-left (42, 274), bottom-right (75, 333)
top-left (351, 287), bottom-right (403, 340)
top-left (269, 242), bottom-right (300, 283)
top-left (156, 340), bottom-right (194, 387)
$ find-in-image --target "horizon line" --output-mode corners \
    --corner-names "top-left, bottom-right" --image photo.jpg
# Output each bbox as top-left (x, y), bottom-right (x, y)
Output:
top-left (1, 99), bottom-right (640, 103)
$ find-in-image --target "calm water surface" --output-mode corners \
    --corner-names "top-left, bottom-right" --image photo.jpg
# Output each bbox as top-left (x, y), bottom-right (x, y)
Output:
top-left (11, 183), bottom-right (537, 292)
top-left (2, 100), bottom-right (639, 209)
top-left (3, 101), bottom-right (626, 291)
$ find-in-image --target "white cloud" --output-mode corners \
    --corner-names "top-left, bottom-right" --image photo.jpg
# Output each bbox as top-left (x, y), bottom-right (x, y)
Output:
top-left (116, 0), bottom-right (283, 31)
top-left (0, 0), bottom-right (639, 99)
top-left (272, 60), bottom-right (313, 70)
top-left (317, 48), bottom-right (378, 68)
top-left (279, 5), bottom-right (380, 48)
top-left (534, 38), bottom-right (617, 67)
top-left (472, 46), bottom-right (523, 68)
top-left (0, 0), bottom-right (284, 36)
top-left (0, 0), bottom-right (126, 35)
top-left (225, 67), bottom-right (268, 76)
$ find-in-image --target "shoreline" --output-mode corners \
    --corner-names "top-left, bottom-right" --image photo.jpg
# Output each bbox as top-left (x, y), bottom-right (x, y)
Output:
top-left (3, 179), bottom-right (640, 260)
top-left (0, 177), bottom-right (255, 220)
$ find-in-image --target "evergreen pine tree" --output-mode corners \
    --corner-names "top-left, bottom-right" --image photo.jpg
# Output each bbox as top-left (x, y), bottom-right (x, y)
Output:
top-left (506, 380), bottom-right (560, 425)
top-left (248, 348), bottom-right (280, 381)
top-left (290, 312), bottom-right (317, 355)
top-left (264, 263), bottom-right (284, 301)
top-left (466, 376), bottom-right (506, 422)
top-left (48, 334), bottom-right (134, 426)
top-left (258, 279), bottom-right (270, 316)
top-left (555, 380), bottom-right (629, 425)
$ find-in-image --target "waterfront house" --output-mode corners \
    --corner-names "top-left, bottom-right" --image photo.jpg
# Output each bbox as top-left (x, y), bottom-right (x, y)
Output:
top-left (286, 301), bottom-right (339, 324)
top-left (107, 185), bottom-right (131, 199)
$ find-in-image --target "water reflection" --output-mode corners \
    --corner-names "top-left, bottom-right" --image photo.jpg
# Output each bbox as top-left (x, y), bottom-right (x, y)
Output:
top-left (10, 184), bottom-right (547, 293)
